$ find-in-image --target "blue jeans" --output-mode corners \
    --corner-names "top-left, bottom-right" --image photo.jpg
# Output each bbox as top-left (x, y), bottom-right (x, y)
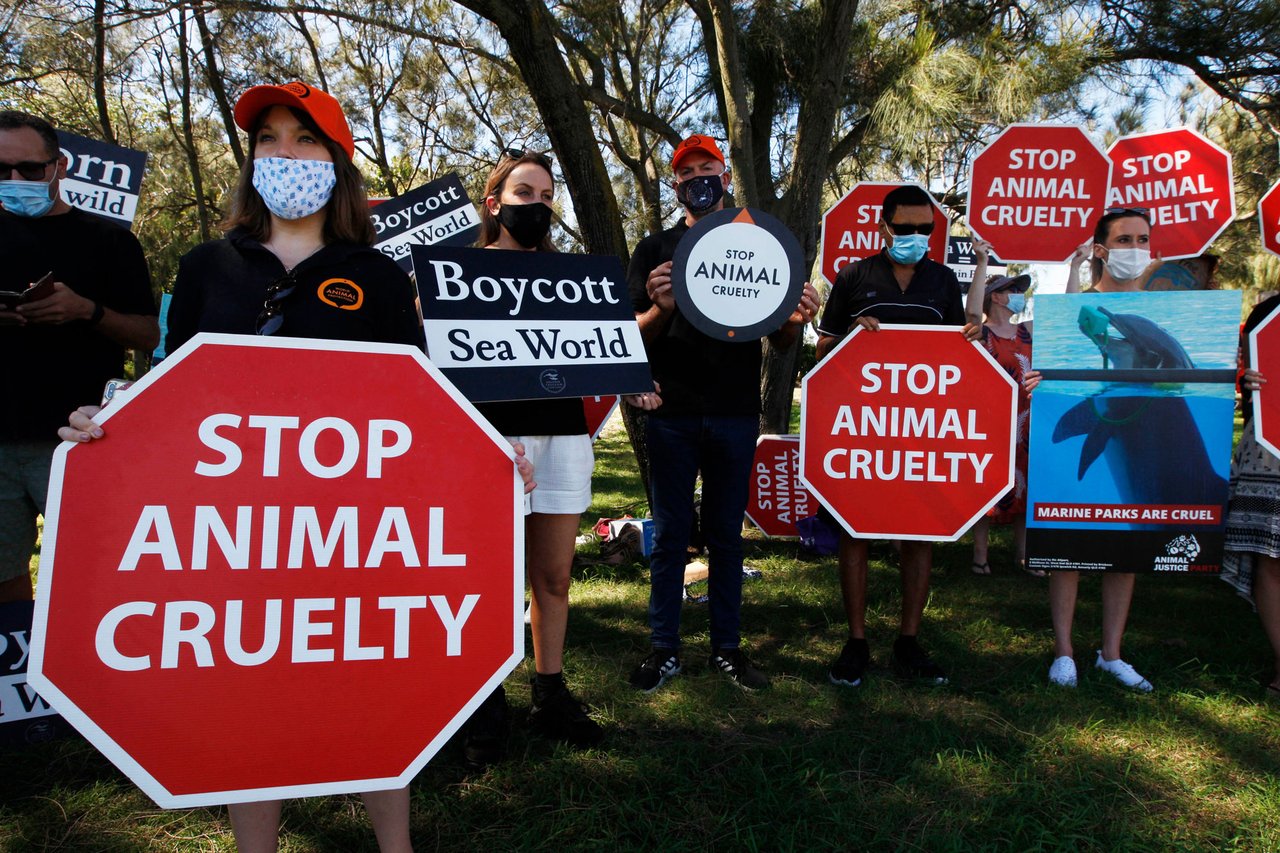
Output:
top-left (645, 414), bottom-right (758, 650)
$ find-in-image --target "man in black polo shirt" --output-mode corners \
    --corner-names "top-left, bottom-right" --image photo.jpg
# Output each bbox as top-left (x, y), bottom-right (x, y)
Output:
top-left (627, 134), bottom-right (817, 692)
top-left (0, 110), bottom-right (158, 603)
top-left (816, 184), bottom-right (972, 687)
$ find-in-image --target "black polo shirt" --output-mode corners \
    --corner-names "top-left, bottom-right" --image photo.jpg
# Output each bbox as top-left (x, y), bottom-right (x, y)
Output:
top-left (165, 229), bottom-right (423, 353)
top-left (0, 208), bottom-right (156, 440)
top-left (628, 221), bottom-right (764, 417)
top-left (817, 251), bottom-right (964, 337)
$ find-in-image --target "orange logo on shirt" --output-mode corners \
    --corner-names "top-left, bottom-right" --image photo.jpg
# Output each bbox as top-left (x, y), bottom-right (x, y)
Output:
top-left (318, 278), bottom-right (363, 310)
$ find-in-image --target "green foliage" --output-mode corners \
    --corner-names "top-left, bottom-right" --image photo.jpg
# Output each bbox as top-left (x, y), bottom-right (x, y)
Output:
top-left (7, 419), bottom-right (1280, 850)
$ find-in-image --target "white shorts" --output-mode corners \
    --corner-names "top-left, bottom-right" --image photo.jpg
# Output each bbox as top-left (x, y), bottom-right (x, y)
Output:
top-left (505, 433), bottom-right (593, 515)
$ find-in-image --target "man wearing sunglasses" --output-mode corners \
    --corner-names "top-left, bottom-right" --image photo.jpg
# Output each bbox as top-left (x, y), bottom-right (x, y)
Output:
top-left (815, 184), bottom-right (969, 688)
top-left (0, 110), bottom-right (158, 603)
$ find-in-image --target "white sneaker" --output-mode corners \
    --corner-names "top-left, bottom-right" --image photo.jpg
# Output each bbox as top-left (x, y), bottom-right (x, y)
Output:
top-left (1048, 656), bottom-right (1078, 687)
top-left (1095, 651), bottom-right (1153, 692)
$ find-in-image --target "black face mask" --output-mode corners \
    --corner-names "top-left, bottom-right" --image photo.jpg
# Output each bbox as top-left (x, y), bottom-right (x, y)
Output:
top-left (676, 174), bottom-right (725, 215)
top-left (497, 201), bottom-right (553, 248)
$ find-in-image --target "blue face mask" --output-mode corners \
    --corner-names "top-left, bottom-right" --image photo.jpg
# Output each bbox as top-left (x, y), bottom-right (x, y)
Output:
top-left (886, 233), bottom-right (929, 265)
top-left (1005, 293), bottom-right (1027, 314)
top-left (0, 176), bottom-right (56, 217)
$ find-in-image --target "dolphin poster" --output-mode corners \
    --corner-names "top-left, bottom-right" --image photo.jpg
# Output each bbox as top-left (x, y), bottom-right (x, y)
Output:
top-left (1026, 290), bottom-right (1240, 573)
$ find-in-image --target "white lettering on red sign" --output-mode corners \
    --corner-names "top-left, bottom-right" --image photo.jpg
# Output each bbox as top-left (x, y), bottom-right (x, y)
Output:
top-left (819, 361), bottom-right (993, 483)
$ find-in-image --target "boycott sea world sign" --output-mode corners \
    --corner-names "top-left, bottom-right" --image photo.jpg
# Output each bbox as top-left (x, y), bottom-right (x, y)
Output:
top-left (370, 173), bottom-right (481, 273)
top-left (800, 327), bottom-right (1017, 541)
top-left (1106, 128), bottom-right (1234, 260)
top-left (670, 207), bottom-right (806, 340)
top-left (413, 245), bottom-right (651, 402)
top-left (967, 124), bottom-right (1111, 264)
top-left (27, 335), bottom-right (524, 807)
top-left (1025, 291), bottom-right (1239, 573)
top-left (56, 131), bottom-right (147, 229)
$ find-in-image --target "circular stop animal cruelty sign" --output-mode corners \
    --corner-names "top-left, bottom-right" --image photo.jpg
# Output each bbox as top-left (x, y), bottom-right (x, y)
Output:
top-left (800, 326), bottom-right (1017, 540)
top-left (671, 206), bottom-right (806, 340)
top-left (28, 335), bottom-right (524, 807)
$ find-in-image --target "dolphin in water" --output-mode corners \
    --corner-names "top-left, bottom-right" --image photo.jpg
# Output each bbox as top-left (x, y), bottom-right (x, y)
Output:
top-left (1076, 305), bottom-right (1195, 370)
top-left (1052, 305), bottom-right (1226, 508)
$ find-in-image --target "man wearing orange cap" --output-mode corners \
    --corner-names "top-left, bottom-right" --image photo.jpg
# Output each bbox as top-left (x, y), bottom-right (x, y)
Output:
top-left (626, 135), bottom-right (817, 692)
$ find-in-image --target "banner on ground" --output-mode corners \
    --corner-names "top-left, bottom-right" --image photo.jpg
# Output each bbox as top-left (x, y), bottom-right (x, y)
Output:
top-left (414, 245), bottom-right (652, 402)
top-left (370, 174), bottom-right (481, 274)
top-left (1026, 291), bottom-right (1240, 573)
top-left (0, 602), bottom-right (71, 746)
top-left (55, 131), bottom-right (147, 229)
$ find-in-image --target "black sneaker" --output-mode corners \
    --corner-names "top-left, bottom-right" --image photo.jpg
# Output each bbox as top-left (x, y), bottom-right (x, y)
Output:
top-left (529, 681), bottom-right (604, 748)
top-left (461, 685), bottom-right (508, 769)
top-left (828, 638), bottom-right (870, 687)
top-left (890, 638), bottom-right (948, 685)
top-left (708, 648), bottom-right (770, 691)
top-left (629, 648), bottom-right (681, 692)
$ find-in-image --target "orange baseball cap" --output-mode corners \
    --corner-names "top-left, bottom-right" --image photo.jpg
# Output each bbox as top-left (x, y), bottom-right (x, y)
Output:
top-left (234, 82), bottom-right (355, 159)
top-left (671, 134), bottom-right (725, 172)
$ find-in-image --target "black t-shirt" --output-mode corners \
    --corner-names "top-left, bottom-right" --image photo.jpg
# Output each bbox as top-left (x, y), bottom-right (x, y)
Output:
top-left (817, 251), bottom-right (964, 337)
top-left (1241, 294), bottom-right (1280, 424)
top-left (0, 208), bottom-right (156, 440)
top-left (165, 229), bottom-right (423, 352)
top-left (628, 221), bottom-right (764, 417)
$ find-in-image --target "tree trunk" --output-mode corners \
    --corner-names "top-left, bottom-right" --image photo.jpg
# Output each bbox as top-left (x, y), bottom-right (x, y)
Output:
top-left (91, 0), bottom-right (115, 143)
top-left (456, 0), bottom-right (630, 260)
top-left (176, 10), bottom-right (211, 243)
top-left (759, 0), bottom-right (859, 434)
top-left (193, 3), bottom-right (245, 168)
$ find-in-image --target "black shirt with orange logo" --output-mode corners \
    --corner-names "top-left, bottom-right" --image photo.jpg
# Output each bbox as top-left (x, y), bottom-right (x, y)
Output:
top-left (165, 228), bottom-right (423, 353)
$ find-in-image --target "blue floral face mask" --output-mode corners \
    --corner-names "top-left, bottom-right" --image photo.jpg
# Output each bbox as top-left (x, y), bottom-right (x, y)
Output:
top-left (251, 157), bottom-right (337, 220)
top-left (0, 176), bottom-right (56, 218)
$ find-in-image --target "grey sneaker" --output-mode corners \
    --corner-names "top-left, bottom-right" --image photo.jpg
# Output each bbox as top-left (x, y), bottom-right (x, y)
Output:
top-left (709, 648), bottom-right (771, 690)
top-left (1095, 651), bottom-right (1153, 692)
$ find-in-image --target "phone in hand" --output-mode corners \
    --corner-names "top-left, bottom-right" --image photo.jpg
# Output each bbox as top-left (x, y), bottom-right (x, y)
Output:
top-left (20, 271), bottom-right (56, 303)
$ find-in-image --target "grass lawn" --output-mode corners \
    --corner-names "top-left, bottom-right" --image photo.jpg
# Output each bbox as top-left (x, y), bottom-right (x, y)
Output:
top-left (3, 413), bottom-right (1279, 851)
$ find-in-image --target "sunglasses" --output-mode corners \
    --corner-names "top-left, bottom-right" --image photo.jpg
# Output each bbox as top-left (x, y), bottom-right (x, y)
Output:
top-left (501, 147), bottom-right (554, 168)
top-left (1105, 206), bottom-right (1151, 218)
top-left (887, 221), bottom-right (935, 236)
top-left (0, 157), bottom-right (56, 181)
top-left (254, 272), bottom-right (297, 336)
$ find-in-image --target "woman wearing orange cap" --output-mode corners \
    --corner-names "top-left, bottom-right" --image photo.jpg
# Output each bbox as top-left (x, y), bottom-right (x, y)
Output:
top-left (61, 82), bottom-right (532, 853)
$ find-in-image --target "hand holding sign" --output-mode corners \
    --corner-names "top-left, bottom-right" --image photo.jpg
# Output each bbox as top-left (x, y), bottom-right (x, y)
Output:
top-left (670, 207), bottom-right (806, 341)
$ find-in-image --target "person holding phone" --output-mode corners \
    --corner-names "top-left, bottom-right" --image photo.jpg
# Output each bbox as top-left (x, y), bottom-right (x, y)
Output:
top-left (0, 110), bottom-right (158, 604)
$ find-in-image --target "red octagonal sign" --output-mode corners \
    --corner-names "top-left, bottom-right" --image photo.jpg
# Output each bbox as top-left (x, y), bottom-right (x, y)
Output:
top-left (28, 335), bottom-right (523, 807)
top-left (800, 326), bottom-right (1016, 540)
top-left (1106, 128), bottom-right (1235, 260)
top-left (967, 124), bottom-right (1111, 264)
top-left (1259, 179), bottom-right (1280, 258)
top-left (745, 435), bottom-right (814, 538)
top-left (819, 182), bottom-right (949, 285)
top-left (1250, 312), bottom-right (1280, 458)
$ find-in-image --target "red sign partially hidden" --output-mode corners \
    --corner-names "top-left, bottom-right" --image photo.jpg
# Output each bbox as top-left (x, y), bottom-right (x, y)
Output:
top-left (1251, 311), bottom-right (1280, 459)
top-left (1106, 128), bottom-right (1235, 260)
top-left (819, 182), bottom-right (949, 285)
top-left (28, 335), bottom-right (524, 808)
top-left (583, 395), bottom-right (620, 441)
top-left (1259, 180), bottom-right (1280, 259)
top-left (967, 124), bottom-right (1111, 263)
top-left (745, 435), bottom-right (814, 537)
top-left (800, 326), bottom-right (1016, 541)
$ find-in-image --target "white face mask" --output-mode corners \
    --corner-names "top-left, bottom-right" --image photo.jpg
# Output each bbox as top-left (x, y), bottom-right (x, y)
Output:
top-left (1104, 247), bottom-right (1151, 282)
top-left (251, 157), bottom-right (337, 220)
